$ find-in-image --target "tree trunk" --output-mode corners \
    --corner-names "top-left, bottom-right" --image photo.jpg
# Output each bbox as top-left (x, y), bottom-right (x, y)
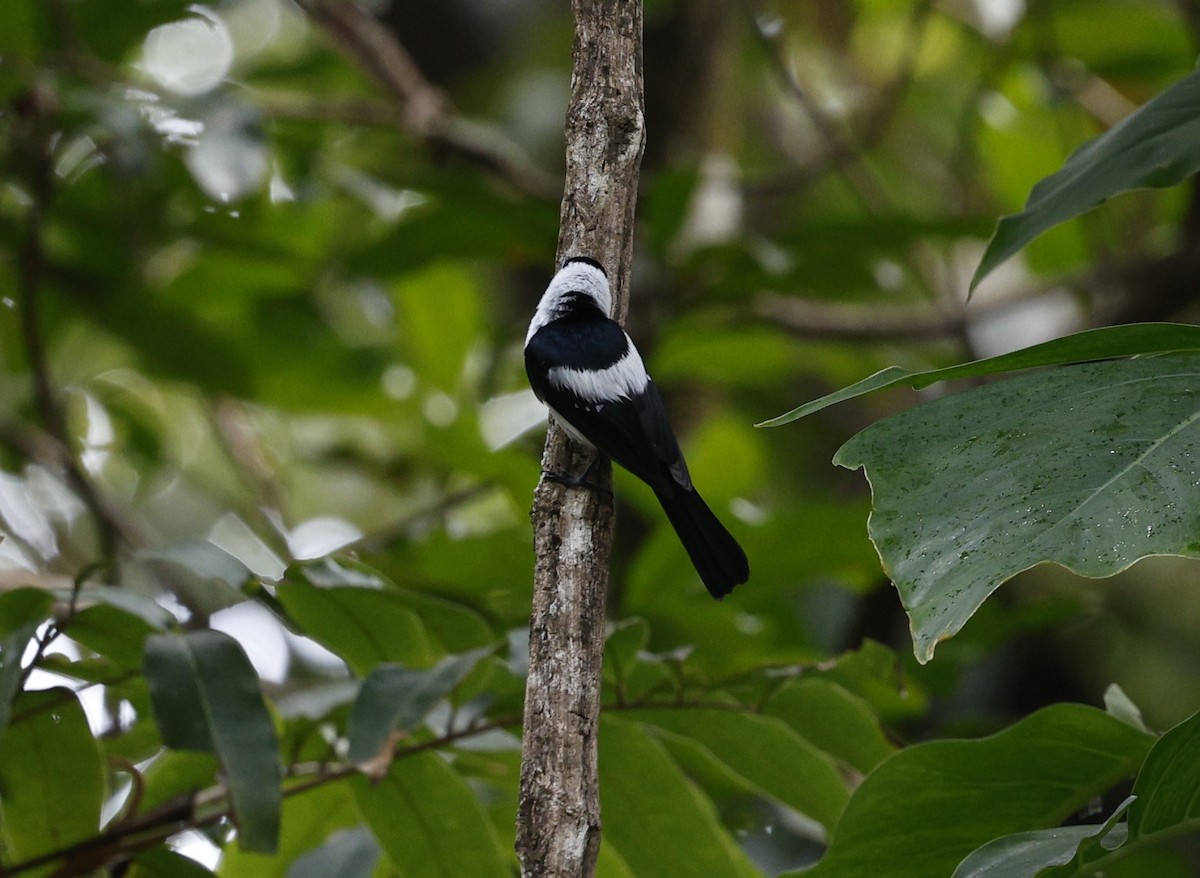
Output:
top-left (515, 2), bottom-right (645, 877)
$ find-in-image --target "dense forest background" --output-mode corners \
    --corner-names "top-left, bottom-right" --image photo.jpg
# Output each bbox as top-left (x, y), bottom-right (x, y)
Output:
top-left (2, 1), bottom-right (1200, 876)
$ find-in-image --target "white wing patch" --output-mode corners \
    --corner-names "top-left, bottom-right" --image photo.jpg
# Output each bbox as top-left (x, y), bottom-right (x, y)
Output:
top-left (547, 340), bottom-right (649, 403)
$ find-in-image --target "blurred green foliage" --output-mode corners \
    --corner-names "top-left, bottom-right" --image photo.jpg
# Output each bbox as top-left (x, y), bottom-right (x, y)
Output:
top-left (1, 0), bottom-right (1200, 875)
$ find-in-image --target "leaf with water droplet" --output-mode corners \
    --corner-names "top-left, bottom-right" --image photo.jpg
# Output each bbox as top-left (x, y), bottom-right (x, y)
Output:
top-left (836, 354), bottom-right (1200, 662)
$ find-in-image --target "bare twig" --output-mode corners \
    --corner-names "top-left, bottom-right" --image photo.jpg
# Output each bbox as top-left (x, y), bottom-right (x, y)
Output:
top-left (293, 0), bottom-right (560, 200)
top-left (11, 86), bottom-right (133, 566)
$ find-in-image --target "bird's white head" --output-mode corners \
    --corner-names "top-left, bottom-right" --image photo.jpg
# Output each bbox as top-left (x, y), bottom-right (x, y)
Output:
top-left (525, 256), bottom-right (612, 344)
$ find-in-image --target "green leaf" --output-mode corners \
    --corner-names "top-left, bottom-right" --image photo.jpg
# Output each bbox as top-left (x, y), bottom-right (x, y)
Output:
top-left (972, 68), bottom-right (1200, 290)
top-left (834, 354), bottom-right (1200, 662)
top-left (759, 322), bottom-right (1200, 426)
top-left (952, 822), bottom-right (1128, 878)
top-left (0, 586), bottom-right (54, 636)
top-left (1128, 708), bottom-right (1200, 837)
top-left (144, 631), bottom-right (282, 853)
top-left (0, 688), bottom-right (105, 875)
top-left (346, 648), bottom-right (491, 763)
top-left (392, 262), bottom-right (482, 392)
top-left (0, 588), bottom-right (53, 733)
top-left (599, 715), bottom-right (761, 878)
top-left (285, 826), bottom-right (380, 878)
top-left (277, 575), bottom-right (437, 675)
top-left (963, 705), bottom-right (1200, 878)
top-left (632, 708), bottom-right (849, 830)
top-left (351, 751), bottom-right (510, 878)
top-left (67, 602), bottom-right (162, 668)
top-left (129, 847), bottom-right (218, 878)
top-left (220, 780), bottom-right (361, 878)
top-left (792, 704), bottom-right (1152, 878)
top-left (761, 678), bottom-right (895, 775)
top-left (140, 750), bottom-right (220, 815)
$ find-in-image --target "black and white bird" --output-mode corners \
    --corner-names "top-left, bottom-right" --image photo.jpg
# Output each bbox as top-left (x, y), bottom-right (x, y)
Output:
top-left (524, 256), bottom-right (749, 598)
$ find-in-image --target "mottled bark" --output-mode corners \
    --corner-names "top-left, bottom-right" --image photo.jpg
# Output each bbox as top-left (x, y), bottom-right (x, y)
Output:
top-left (515, 2), bottom-right (645, 878)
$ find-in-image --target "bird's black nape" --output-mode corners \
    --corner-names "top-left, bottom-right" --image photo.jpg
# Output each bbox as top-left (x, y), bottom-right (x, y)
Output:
top-left (561, 255), bottom-right (607, 275)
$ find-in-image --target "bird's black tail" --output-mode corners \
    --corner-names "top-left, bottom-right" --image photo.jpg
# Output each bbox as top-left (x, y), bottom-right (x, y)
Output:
top-left (655, 485), bottom-right (749, 599)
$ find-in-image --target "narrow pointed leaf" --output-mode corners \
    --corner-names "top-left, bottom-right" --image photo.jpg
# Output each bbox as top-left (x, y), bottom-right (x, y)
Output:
top-left (759, 323), bottom-right (1200, 426)
top-left (633, 708), bottom-right (849, 830)
top-left (599, 715), bottom-right (761, 878)
top-left (346, 647), bottom-right (491, 763)
top-left (972, 68), bottom-right (1200, 290)
top-left (836, 354), bottom-right (1200, 662)
top-left (351, 751), bottom-right (510, 878)
top-left (144, 631), bottom-right (282, 853)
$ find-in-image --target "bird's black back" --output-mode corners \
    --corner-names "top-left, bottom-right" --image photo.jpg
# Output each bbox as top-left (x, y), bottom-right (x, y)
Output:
top-left (525, 313), bottom-right (689, 496)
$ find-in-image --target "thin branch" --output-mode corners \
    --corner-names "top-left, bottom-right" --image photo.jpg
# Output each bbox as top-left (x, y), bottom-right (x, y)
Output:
top-left (0, 715), bottom-right (522, 877)
top-left (742, 0), bottom-right (933, 203)
top-left (293, 0), bottom-right (560, 201)
top-left (11, 87), bottom-right (133, 567)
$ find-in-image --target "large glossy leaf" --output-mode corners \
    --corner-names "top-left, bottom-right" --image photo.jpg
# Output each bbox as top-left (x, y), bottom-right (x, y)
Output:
top-left (144, 631), bottom-right (282, 853)
top-left (972, 67), bottom-right (1200, 289)
top-left (759, 323), bottom-right (1200, 426)
top-left (631, 708), bottom-right (849, 830)
top-left (953, 708), bottom-right (1200, 877)
top-left (835, 354), bottom-right (1200, 662)
top-left (351, 750), bottom-right (511, 878)
top-left (791, 704), bottom-right (1152, 878)
top-left (598, 715), bottom-right (761, 878)
top-left (0, 688), bottom-right (105, 875)
top-left (346, 647), bottom-right (491, 762)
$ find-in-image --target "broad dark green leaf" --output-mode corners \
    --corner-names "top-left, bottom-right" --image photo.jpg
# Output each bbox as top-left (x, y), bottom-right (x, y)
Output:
top-left (599, 715), bottom-right (760, 878)
top-left (144, 631), bottom-right (282, 853)
top-left (632, 708), bottom-right (849, 830)
top-left (346, 647), bottom-right (491, 763)
top-left (759, 323), bottom-right (1200, 426)
top-left (762, 678), bottom-right (895, 775)
top-left (351, 751), bottom-right (511, 878)
top-left (791, 704), bottom-right (1151, 878)
top-left (0, 688), bottom-right (105, 874)
top-left (973, 68), bottom-right (1200, 289)
top-left (835, 354), bottom-right (1200, 662)
top-left (277, 575), bottom-right (437, 675)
